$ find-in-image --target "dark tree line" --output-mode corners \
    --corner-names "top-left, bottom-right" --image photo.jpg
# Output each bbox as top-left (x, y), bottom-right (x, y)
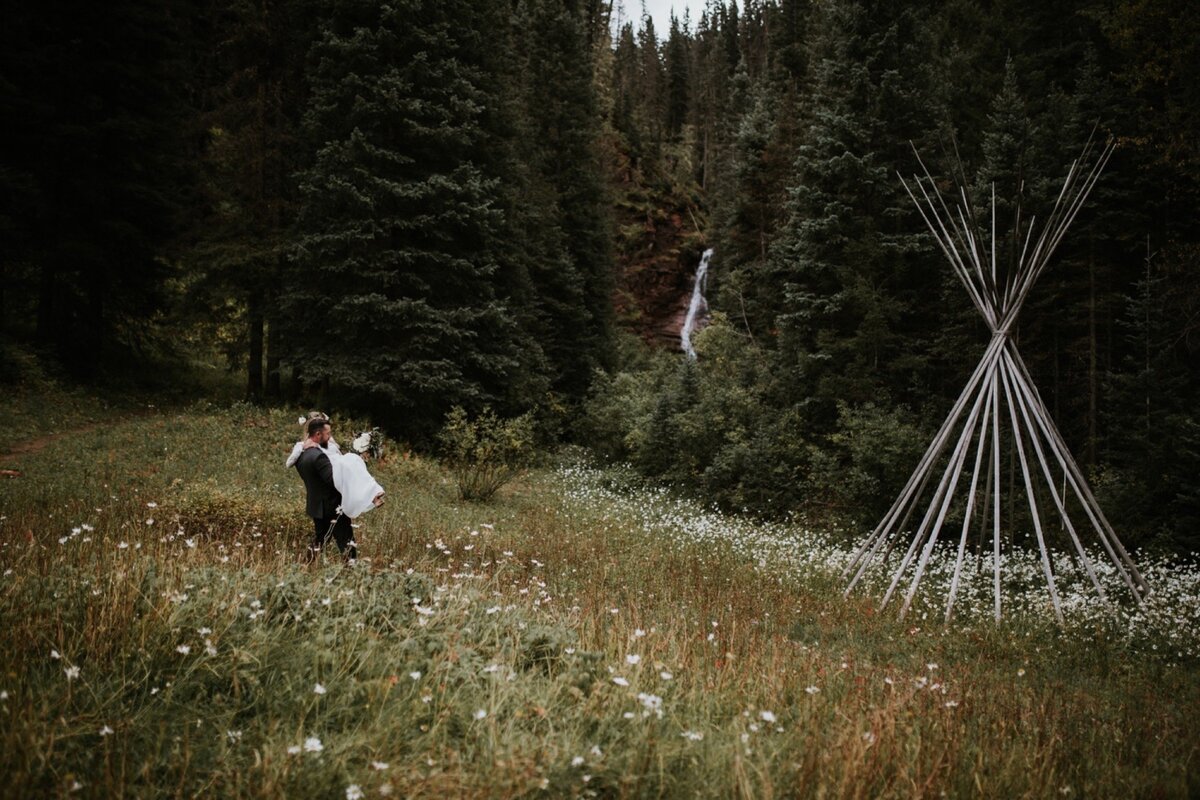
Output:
top-left (1, 0), bottom-right (1197, 547)
top-left (2, 0), bottom-right (615, 443)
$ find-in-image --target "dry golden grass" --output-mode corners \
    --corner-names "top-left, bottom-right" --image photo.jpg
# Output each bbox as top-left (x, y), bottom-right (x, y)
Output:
top-left (0, 403), bottom-right (1196, 798)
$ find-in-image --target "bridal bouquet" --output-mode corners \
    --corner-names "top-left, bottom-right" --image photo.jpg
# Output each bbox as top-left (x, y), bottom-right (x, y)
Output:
top-left (351, 427), bottom-right (385, 459)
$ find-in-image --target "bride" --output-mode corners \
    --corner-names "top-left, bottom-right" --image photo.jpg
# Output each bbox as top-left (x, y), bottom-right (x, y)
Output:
top-left (287, 412), bottom-right (385, 519)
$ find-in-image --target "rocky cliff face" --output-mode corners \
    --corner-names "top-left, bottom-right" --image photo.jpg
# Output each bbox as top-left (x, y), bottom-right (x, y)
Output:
top-left (611, 174), bottom-right (709, 351)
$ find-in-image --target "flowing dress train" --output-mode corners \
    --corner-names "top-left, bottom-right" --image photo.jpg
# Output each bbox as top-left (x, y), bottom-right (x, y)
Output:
top-left (328, 450), bottom-right (385, 519)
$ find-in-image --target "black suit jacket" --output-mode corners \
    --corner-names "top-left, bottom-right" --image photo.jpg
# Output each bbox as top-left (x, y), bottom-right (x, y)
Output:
top-left (295, 446), bottom-right (342, 519)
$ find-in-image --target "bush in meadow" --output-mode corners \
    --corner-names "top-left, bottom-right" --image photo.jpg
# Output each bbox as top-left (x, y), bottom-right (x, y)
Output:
top-left (438, 406), bottom-right (537, 501)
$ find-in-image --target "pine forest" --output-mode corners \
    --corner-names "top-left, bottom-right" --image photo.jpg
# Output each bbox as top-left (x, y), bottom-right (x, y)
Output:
top-left (2, 1), bottom-right (1199, 795)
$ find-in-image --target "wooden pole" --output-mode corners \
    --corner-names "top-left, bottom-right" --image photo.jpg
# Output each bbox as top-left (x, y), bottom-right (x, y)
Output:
top-left (991, 375), bottom-right (1003, 620)
top-left (899, 371), bottom-right (995, 618)
top-left (1007, 351), bottom-right (1146, 599)
top-left (973, 398), bottom-right (995, 573)
top-left (946, 370), bottom-right (995, 621)
top-left (882, 363), bottom-right (996, 613)
top-left (1002, 347), bottom-right (1108, 602)
top-left (998, 361), bottom-right (1064, 623)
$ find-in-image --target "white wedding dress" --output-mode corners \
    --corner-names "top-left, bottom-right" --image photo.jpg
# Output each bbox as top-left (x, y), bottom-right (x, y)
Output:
top-left (287, 438), bottom-right (385, 519)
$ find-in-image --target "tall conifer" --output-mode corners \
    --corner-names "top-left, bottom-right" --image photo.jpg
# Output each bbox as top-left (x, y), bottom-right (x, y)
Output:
top-left (285, 0), bottom-right (526, 437)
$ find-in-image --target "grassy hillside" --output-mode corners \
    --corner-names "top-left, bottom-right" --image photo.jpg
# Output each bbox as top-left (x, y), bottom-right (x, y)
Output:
top-left (1, 401), bottom-right (1197, 798)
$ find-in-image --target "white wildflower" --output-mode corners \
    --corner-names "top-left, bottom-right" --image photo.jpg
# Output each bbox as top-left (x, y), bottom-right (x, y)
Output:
top-left (636, 692), bottom-right (663, 718)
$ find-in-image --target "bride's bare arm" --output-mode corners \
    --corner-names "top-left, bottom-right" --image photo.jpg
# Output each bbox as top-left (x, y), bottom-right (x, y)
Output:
top-left (285, 440), bottom-right (305, 468)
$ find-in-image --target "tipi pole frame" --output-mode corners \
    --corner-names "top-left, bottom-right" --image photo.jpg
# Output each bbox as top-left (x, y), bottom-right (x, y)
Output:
top-left (846, 137), bottom-right (1143, 621)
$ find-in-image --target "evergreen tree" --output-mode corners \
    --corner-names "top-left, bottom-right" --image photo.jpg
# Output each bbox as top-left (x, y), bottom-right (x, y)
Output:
top-left (636, 14), bottom-right (666, 154)
top-left (284, 0), bottom-right (529, 439)
top-left (664, 13), bottom-right (691, 139)
top-left (743, 0), bottom-right (948, 479)
top-left (188, 0), bottom-right (313, 401)
top-left (2, 0), bottom-right (192, 373)
top-left (714, 78), bottom-right (784, 338)
top-left (513, 0), bottom-right (615, 399)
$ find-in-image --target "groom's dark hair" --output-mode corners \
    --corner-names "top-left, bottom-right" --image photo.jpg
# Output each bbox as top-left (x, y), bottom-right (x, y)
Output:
top-left (306, 418), bottom-right (330, 438)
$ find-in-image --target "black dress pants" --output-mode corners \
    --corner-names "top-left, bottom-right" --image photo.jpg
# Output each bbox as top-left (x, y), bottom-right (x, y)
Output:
top-left (309, 514), bottom-right (356, 561)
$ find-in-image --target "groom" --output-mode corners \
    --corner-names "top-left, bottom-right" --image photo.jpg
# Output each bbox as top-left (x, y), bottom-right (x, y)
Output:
top-left (295, 417), bottom-right (357, 562)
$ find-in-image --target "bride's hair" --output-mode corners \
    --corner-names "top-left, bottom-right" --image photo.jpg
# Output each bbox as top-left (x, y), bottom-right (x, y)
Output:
top-left (301, 411), bottom-right (329, 426)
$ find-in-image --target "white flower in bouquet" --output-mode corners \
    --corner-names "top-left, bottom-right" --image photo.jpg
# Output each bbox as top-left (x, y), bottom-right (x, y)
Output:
top-left (352, 432), bottom-right (372, 454)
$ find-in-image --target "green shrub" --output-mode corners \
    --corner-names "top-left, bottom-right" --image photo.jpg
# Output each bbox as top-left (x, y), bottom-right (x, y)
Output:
top-left (437, 406), bottom-right (536, 501)
top-left (807, 401), bottom-right (929, 523)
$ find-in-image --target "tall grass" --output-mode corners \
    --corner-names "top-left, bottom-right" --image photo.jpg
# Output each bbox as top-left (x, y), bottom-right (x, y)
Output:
top-left (0, 402), bottom-right (1197, 798)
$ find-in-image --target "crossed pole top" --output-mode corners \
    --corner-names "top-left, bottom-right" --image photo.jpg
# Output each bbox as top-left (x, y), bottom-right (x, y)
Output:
top-left (899, 135), bottom-right (1115, 338)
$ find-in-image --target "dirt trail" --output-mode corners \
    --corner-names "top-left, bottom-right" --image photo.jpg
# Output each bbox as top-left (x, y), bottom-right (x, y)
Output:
top-left (1, 409), bottom-right (157, 470)
top-left (0, 425), bottom-right (103, 469)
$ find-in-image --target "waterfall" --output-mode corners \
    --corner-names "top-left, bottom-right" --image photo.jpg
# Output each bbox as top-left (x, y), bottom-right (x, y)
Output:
top-left (680, 248), bottom-right (714, 360)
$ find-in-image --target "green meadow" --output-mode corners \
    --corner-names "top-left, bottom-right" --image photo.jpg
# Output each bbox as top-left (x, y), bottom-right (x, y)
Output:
top-left (1, 398), bottom-right (1197, 798)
